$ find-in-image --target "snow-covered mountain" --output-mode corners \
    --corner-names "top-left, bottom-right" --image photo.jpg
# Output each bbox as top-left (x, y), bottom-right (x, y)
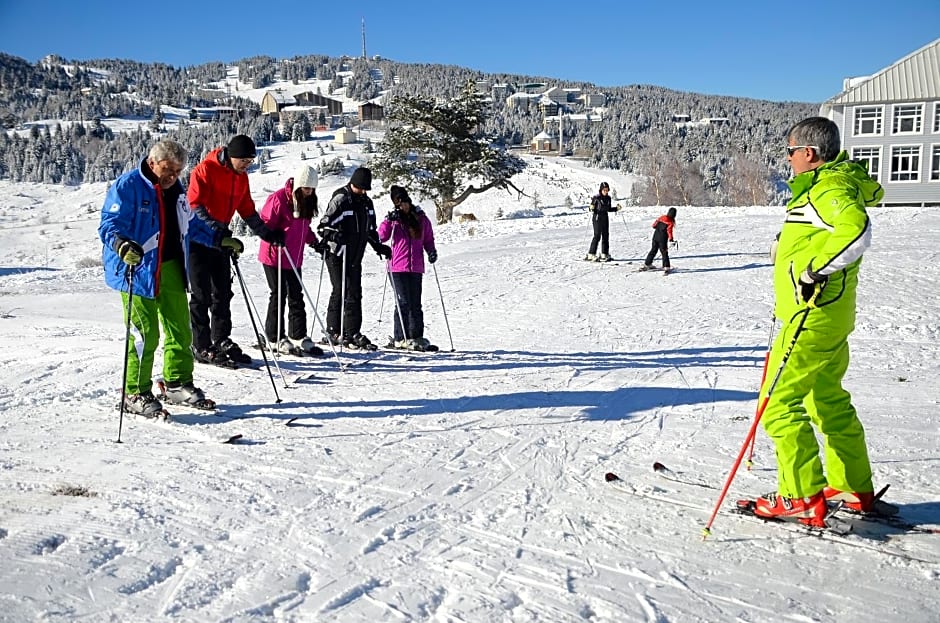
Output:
top-left (0, 139), bottom-right (938, 622)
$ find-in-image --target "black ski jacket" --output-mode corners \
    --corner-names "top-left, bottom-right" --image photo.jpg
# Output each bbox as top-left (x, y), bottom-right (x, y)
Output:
top-left (318, 186), bottom-right (381, 265)
top-left (590, 194), bottom-right (616, 223)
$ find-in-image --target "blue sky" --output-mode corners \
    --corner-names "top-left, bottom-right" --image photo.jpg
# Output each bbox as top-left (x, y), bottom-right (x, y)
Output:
top-left (2, 0), bottom-right (937, 103)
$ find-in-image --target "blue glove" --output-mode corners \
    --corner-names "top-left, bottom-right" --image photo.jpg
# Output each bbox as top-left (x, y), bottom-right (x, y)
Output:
top-left (427, 249), bottom-right (438, 264)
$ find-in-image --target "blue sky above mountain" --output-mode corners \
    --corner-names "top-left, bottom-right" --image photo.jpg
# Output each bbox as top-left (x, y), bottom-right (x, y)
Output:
top-left (2, 0), bottom-right (938, 102)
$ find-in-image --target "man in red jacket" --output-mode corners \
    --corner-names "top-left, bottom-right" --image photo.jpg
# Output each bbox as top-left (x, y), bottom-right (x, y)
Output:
top-left (186, 135), bottom-right (284, 366)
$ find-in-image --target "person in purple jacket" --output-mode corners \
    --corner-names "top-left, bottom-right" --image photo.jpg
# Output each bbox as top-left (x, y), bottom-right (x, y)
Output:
top-left (257, 165), bottom-right (325, 355)
top-left (377, 185), bottom-right (439, 351)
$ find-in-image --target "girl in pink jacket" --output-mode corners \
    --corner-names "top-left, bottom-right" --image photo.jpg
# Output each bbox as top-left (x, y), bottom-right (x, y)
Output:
top-left (258, 165), bottom-right (324, 355)
top-left (377, 185), bottom-right (438, 351)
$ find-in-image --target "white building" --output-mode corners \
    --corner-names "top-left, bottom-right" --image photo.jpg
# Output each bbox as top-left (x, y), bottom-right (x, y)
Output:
top-left (820, 37), bottom-right (940, 206)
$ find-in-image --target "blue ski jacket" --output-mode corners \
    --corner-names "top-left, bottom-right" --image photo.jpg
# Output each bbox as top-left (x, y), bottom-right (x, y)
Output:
top-left (99, 161), bottom-right (222, 298)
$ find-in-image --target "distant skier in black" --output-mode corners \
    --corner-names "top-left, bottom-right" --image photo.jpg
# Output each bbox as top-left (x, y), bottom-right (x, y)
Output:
top-left (584, 182), bottom-right (621, 262)
top-left (641, 207), bottom-right (677, 271)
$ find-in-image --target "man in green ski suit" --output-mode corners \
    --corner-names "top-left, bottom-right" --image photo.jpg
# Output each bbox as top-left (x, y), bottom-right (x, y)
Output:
top-left (753, 117), bottom-right (884, 526)
top-left (99, 139), bottom-right (243, 416)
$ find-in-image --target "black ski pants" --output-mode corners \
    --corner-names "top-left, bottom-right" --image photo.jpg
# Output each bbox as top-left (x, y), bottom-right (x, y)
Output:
top-left (645, 233), bottom-right (671, 268)
top-left (588, 214), bottom-right (610, 255)
top-left (262, 263), bottom-right (306, 342)
top-left (325, 254), bottom-right (363, 339)
top-left (188, 242), bottom-right (235, 352)
top-left (390, 272), bottom-right (424, 342)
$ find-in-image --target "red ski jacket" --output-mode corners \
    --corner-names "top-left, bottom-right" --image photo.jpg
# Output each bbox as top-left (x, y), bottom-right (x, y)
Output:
top-left (187, 147), bottom-right (258, 227)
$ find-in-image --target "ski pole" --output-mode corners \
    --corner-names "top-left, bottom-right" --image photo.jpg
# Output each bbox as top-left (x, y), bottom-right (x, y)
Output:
top-left (338, 246), bottom-right (346, 352)
top-left (377, 268), bottom-right (388, 322)
top-left (313, 250), bottom-right (325, 325)
top-left (282, 249), bottom-right (344, 370)
top-left (385, 264), bottom-right (410, 344)
top-left (745, 315), bottom-right (777, 469)
top-left (701, 307), bottom-right (810, 539)
top-left (116, 265), bottom-right (136, 443)
top-left (238, 256), bottom-right (289, 387)
top-left (431, 263), bottom-right (454, 352)
top-left (231, 254), bottom-right (282, 402)
top-left (276, 249), bottom-right (283, 352)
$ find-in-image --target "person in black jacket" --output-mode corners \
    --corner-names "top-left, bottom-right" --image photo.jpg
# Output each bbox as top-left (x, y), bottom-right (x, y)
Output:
top-left (642, 207), bottom-right (677, 270)
top-left (316, 167), bottom-right (391, 350)
top-left (584, 182), bottom-right (621, 262)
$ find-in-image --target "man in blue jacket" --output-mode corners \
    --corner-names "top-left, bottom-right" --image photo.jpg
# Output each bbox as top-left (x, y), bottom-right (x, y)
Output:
top-left (99, 139), bottom-right (243, 415)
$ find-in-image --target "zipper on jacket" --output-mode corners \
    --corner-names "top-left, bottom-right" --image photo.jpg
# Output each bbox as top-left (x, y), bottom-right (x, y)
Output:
top-left (153, 183), bottom-right (165, 296)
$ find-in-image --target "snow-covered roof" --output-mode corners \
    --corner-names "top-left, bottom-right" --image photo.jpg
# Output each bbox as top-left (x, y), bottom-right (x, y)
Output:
top-left (265, 91), bottom-right (295, 104)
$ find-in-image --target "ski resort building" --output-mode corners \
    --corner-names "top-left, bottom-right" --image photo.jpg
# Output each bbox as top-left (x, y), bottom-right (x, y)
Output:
top-left (820, 37), bottom-right (940, 207)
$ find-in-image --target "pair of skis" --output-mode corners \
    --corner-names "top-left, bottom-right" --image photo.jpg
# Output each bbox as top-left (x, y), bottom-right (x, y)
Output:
top-left (605, 464), bottom-right (936, 538)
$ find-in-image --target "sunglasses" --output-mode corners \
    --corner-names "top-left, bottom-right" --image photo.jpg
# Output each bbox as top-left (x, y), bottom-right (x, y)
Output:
top-left (786, 145), bottom-right (818, 156)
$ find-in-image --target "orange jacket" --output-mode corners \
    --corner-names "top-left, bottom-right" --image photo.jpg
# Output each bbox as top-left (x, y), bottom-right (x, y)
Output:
top-left (187, 147), bottom-right (258, 227)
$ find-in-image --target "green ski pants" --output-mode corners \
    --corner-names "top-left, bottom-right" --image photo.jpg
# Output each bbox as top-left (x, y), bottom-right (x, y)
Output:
top-left (760, 320), bottom-right (873, 499)
top-left (121, 259), bottom-right (194, 394)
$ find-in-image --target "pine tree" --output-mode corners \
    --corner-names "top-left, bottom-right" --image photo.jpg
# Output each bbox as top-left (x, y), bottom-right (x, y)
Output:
top-left (370, 81), bottom-right (526, 223)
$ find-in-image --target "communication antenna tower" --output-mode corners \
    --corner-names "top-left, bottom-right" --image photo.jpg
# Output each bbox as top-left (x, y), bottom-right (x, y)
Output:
top-left (362, 18), bottom-right (367, 59)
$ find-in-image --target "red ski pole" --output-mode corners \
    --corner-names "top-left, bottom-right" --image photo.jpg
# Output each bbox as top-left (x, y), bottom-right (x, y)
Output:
top-left (702, 308), bottom-right (809, 539)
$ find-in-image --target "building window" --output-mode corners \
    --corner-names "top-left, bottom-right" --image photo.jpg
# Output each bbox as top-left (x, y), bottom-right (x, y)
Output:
top-left (853, 106), bottom-right (883, 136)
top-left (934, 103), bottom-right (940, 133)
top-left (892, 104), bottom-right (923, 134)
top-left (852, 147), bottom-right (881, 181)
top-left (931, 145), bottom-right (940, 181)
top-left (890, 145), bottom-right (921, 182)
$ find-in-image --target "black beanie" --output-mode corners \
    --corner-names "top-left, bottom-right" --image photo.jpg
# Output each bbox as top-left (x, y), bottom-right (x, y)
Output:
top-left (390, 185), bottom-right (410, 204)
top-left (350, 167), bottom-right (372, 190)
top-left (227, 135), bottom-right (256, 159)
top-left (599, 182), bottom-right (610, 192)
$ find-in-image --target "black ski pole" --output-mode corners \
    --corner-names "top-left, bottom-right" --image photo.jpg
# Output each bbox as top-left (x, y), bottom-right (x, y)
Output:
top-left (231, 254), bottom-right (282, 403)
top-left (238, 255), bottom-right (289, 387)
top-left (116, 265), bottom-right (136, 443)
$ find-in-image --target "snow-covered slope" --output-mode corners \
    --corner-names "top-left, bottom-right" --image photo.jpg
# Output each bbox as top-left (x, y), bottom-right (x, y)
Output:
top-left (0, 141), bottom-right (938, 622)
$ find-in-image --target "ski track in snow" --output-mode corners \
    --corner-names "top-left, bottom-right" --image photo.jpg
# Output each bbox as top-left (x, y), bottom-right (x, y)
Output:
top-left (1, 154), bottom-right (939, 622)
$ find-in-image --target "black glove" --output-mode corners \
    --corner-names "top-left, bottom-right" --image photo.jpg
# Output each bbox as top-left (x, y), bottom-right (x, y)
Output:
top-left (220, 236), bottom-right (244, 259)
top-left (798, 268), bottom-right (828, 304)
top-left (261, 229), bottom-right (285, 247)
top-left (386, 210), bottom-right (400, 222)
top-left (310, 239), bottom-right (327, 256)
top-left (427, 249), bottom-right (438, 264)
top-left (375, 243), bottom-right (392, 260)
top-left (319, 227), bottom-right (341, 244)
top-left (116, 239), bottom-right (144, 266)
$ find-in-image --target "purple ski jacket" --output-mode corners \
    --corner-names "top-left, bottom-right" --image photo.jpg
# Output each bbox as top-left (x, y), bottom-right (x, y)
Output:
top-left (377, 206), bottom-right (437, 273)
top-left (257, 178), bottom-right (318, 269)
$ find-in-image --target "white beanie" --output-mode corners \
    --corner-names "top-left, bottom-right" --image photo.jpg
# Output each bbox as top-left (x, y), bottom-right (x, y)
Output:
top-left (293, 165), bottom-right (318, 189)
